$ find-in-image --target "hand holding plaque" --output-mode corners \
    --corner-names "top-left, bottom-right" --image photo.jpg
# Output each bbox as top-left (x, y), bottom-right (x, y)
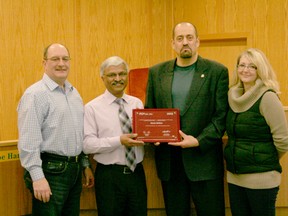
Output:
top-left (132, 108), bottom-right (181, 142)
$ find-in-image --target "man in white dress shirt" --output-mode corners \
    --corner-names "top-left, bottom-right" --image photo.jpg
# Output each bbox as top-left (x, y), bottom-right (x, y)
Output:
top-left (18, 43), bottom-right (94, 216)
top-left (83, 56), bottom-right (147, 216)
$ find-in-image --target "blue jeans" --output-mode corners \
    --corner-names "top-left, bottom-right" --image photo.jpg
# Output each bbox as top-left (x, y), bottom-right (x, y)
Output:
top-left (228, 183), bottom-right (279, 216)
top-left (24, 160), bottom-right (82, 216)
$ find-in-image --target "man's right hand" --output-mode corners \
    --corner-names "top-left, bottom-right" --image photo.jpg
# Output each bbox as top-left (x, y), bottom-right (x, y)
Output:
top-left (33, 178), bottom-right (52, 203)
top-left (120, 133), bottom-right (145, 147)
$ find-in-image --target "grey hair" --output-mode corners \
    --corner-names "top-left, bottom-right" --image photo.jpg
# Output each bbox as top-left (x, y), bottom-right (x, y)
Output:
top-left (100, 56), bottom-right (129, 77)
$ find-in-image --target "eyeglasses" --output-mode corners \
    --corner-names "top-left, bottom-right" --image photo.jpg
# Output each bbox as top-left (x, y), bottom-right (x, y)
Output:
top-left (45, 56), bottom-right (71, 63)
top-left (104, 72), bottom-right (128, 79)
top-left (237, 64), bottom-right (257, 71)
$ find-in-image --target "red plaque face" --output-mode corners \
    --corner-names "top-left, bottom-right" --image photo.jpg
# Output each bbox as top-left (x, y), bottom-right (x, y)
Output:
top-left (132, 108), bottom-right (181, 142)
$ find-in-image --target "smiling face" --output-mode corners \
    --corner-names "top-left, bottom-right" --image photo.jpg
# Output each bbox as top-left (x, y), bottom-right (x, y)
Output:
top-left (43, 44), bottom-right (70, 86)
top-left (101, 63), bottom-right (128, 98)
top-left (237, 55), bottom-right (258, 90)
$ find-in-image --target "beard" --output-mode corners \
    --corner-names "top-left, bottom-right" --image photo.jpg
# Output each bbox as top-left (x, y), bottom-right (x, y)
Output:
top-left (180, 52), bottom-right (192, 58)
top-left (180, 47), bottom-right (192, 58)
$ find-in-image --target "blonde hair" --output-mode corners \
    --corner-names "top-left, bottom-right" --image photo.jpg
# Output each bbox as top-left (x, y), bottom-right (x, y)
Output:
top-left (230, 48), bottom-right (280, 93)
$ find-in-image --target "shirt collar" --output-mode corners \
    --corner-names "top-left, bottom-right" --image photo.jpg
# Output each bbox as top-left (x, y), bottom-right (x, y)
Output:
top-left (42, 73), bottom-right (73, 92)
top-left (103, 89), bottom-right (129, 104)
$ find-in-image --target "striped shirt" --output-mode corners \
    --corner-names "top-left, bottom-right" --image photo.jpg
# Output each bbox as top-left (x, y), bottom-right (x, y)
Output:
top-left (17, 73), bottom-right (86, 181)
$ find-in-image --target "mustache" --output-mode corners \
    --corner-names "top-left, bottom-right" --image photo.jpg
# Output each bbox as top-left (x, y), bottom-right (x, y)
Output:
top-left (181, 46), bottom-right (191, 51)
top-left (55, 66), bottom-right (67, 70)
top-left (112, 80), bottom-right (124, 85)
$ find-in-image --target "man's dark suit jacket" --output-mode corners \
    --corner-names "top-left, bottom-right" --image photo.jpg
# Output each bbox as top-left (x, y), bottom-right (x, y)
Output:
top-left (145, 56), bottom-right (229, 181)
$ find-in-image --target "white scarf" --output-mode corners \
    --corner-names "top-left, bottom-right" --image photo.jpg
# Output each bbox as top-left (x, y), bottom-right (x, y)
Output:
top-left (228, 79), bottom-right (270, 113)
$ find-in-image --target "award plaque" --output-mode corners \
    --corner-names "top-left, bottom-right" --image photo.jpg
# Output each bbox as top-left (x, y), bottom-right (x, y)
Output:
top-left (132, 108), bottom-right (181, 142)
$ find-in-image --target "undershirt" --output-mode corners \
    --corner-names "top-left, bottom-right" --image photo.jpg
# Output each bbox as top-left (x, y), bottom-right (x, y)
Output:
top-left (172, 63), bottom-right (195, 114)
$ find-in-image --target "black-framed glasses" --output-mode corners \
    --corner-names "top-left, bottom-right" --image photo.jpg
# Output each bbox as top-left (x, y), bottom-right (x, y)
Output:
top-left (237, 64), bottom-right (257, 71)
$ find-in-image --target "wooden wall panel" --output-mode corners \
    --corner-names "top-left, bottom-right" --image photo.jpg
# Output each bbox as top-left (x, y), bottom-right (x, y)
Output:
top-left (1, 0), bottom-right (288, 215)
top-left (1, 0), bottom-right (288, 143)
top-left (172, 0), bottom-right (288, 105)
top-left (0, 141), bottom-right (32, 216)
top-left (277, 108), bottom-right (288, 206)
top-left (173, 0), bottom-right (288, 206)
top-left (198, 33), bottom-right (250, 82)
top-left (74, 0), bottom-right (173, 103)
top-left (149, 0), bottom-right (173, 66)
top-left (74, 0), bottom-right (152, 102)
top-left (0, 0), bottom-right (76, 140)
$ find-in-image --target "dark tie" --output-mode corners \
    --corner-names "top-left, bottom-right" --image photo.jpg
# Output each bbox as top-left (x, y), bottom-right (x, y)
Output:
top-left (115, 98), bottom-right (137, 171)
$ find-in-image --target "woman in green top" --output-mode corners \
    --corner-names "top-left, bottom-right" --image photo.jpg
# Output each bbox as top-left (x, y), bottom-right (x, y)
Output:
top-left (224, 48), bottom-right (288, 216)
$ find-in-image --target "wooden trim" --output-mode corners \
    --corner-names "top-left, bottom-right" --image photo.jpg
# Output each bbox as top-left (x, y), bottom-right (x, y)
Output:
top-left (199, 32), bottom-right (252, 47)
top-left (0, 140), bottom-right (18, 147)
top-left (199, 32), bottom-right (249, 41)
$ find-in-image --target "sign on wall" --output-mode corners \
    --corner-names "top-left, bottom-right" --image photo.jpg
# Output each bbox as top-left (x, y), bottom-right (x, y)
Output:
top-left (0, 150), bottom-right (19, 162)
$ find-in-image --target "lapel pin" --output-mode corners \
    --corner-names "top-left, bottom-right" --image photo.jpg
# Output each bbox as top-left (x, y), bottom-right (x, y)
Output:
top-left (201, 74), bottom-right (205, 78)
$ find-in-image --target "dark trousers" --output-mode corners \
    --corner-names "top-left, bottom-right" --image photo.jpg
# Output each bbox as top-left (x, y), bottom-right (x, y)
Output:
top-left (161, 150), bottom-right (225, 216)
top-left (95, 163), bottom-right (147, 216)
top-left (24, 156), bottom-right (82, 216)
top-left (228, 183), bottom-right (279, 216)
